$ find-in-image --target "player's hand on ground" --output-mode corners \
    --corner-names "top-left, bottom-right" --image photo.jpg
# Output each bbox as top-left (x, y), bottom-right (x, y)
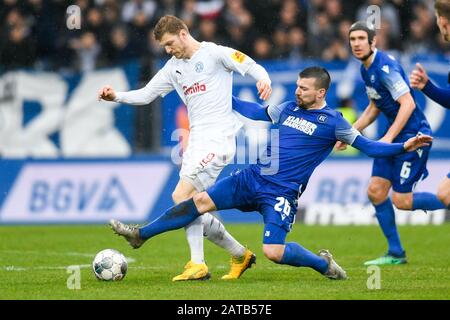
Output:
top-left (256, 79), bottom-right (272, 100)
top-left (98, 85), bottom-right (116, 101)
top-left (409, 63), bottom-right (429, 90)
top-left (403, 134), bottom-right (432, 152)
top-left (334, 140), bottom-right (348, 151)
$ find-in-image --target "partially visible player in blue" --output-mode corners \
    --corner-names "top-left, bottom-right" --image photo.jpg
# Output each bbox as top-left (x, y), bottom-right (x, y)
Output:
top-left (409, 0), bottom-right (450, 209)
top-left (337, 21), bottom-right (446, 266)
top-left (110, 67), bottom-right (431, 280)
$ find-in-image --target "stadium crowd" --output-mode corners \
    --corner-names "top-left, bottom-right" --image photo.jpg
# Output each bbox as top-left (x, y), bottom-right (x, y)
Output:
top-left (0, 0), bottom-right (449, 73)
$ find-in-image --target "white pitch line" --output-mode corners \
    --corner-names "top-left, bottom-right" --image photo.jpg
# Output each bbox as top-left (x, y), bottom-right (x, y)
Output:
top-left (1, 249), bottom-right (136, 271)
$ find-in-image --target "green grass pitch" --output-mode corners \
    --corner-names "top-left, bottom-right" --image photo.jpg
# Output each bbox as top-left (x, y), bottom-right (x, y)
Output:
top-left (0, 224), bottom-right (449, 300)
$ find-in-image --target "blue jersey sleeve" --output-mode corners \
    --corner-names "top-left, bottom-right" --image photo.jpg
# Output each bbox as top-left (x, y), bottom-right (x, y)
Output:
top-left (267, 102), bottom-right (291, 124)
top-left (380, 67), bottom-right (410, 101)
top-left (232, 96), bottom-right (271, 121)
top-left (351, 135), bottom-right (405, 157)
top-left (422, 80), bottom-right (450, 109)
top-left (335, 114), bottom-right (360, 145)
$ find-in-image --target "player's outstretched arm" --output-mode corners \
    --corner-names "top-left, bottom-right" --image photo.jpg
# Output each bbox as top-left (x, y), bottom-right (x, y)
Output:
top-left (350, 134), bottom-right (432, 158)
top-left (232, 95), bottom-right (272, 121)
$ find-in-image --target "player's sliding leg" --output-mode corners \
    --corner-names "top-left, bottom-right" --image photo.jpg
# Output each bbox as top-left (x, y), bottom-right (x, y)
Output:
top-left (110, 198), bottom-right (202, 248)
top-left (365, 177), bottom-right (406, 266)
top-left (202, 212), bottom-right (255, 280)
top-left (262, 224), bottom-right (347, 280)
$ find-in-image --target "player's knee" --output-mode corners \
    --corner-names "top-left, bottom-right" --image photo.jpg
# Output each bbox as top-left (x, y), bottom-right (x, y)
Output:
top-left (367, 183), bottom-right (389, 204)
top-left (193, 192), bottom-right (213, 213)
top-left (263, 245), bottom-right (284, 263)
top-left (392, 193), bottom-right (412, 210)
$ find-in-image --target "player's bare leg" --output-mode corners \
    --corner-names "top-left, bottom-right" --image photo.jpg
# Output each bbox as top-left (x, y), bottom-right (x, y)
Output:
top-left (172, 179), bottom-right (210, 281)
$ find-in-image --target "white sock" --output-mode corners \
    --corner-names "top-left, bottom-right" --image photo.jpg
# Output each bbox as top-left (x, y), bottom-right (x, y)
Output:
top-left (202, 212), bottom-right (246, 258)
top-left (184, 216), bottom-right (205, 264)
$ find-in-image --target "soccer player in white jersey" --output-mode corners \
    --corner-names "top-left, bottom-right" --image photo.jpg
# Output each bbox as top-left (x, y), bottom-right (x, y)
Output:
top-left (98, 15), bottom-right (272, 281)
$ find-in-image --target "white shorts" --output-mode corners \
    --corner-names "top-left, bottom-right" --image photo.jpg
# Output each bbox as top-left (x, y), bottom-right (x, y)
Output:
top-left (180, 134), bottom-right (236, 191)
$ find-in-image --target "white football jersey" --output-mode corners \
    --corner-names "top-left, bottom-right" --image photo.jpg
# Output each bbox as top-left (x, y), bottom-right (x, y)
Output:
top-left (118, 42), bottom-right (257, 136)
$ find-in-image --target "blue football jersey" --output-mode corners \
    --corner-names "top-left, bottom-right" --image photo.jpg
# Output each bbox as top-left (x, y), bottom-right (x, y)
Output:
top-left (252, 101), bottom-right (360, 192)
top-left (360, 49), bottom-right (431, 141)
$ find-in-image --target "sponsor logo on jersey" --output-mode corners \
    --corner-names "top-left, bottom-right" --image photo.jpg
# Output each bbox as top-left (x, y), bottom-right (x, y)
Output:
top-left (318, 114), bottom-right (327, 123)
top-left (231, 50), bottom-right (246, 63)
top-left (282, 116), bottom-right (317, 135)
top-left (183, 82), bottom-right (206, 96)
top-left (194, 61), bottom-right (204, 73)
top-left (365, 86), bottom-right (382, 100)
top-left (393, 80), bottom-right (408, 93)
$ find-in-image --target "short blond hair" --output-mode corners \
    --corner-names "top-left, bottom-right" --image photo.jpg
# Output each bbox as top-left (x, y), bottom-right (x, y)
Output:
top-left (153, 15), bottom-right (189, 41)
top-left (436, 0), bottom-right (450, 20)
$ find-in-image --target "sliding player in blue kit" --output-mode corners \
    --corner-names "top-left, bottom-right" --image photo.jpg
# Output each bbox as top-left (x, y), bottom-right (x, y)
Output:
top-left (338, 21), bottom-right (446, 266)
top-left (110, 67), bottom-right (431, 280)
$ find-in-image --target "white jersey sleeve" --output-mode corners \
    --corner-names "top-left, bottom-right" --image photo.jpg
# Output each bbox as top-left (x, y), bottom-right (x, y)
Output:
top-left (114, 63), bottom-right (174, 105)
top-left (215, 45), bottom-right (256, 76)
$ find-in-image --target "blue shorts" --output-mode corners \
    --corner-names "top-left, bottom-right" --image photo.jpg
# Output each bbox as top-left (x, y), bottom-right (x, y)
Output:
top-left (207, 167), bottom-right (299, 244)
top-left (372, 144), bottom-right (431, 193)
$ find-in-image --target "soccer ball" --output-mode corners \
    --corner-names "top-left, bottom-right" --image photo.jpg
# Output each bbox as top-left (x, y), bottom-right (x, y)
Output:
top-left (92, 249), bottom-right (128, 281)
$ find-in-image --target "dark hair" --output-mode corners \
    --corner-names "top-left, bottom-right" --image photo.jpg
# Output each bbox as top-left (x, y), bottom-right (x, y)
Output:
top-left (299, 67), bottom-right (331, 91)
top-left (348, 20), bottom-right (376, 44)
top-left (436, 0), bottom-right (450, 20)
top-left (154, 15), bottom-right (189, 41)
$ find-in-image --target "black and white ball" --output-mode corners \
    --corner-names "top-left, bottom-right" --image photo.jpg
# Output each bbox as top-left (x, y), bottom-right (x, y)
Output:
top-left (92, 249), bottom-right (128, 281)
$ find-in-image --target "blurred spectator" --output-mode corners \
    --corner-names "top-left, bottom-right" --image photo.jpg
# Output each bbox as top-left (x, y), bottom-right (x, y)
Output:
top-left (197, 17), bottom-right (224, 43)
top-left (0, 24), bottom-right (36, 70)
top-left (403, 19), bottom-right (436, 55)
top-left (253, 35), bottom-right (273, 60)
top-left (103, 25), bottom-right (138, 65)
top-left (122, 0), bottom-right (157, 23)
top-left (308, 10), bottom-right (335, 59)
top-left (287, 26), bottom-right (307, 61)
top-left (178, 0), bottom-right (199, 30)
top-left (69, 31), bottom-right (101, 72)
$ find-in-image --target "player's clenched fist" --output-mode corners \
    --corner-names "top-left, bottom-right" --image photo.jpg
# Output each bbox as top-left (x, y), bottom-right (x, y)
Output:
top-left (256, 79), bottom-right (272, 101)
top-left (98, 85), bottom-right (116, 101)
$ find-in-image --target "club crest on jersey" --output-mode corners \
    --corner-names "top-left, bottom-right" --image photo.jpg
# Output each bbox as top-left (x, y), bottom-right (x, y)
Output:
top-left (317, 114), bottom-right (327, 123)
top-left (282, 116), bottom-right (317, 135)
top-left (194, 61), bottom-right (204, 73)
top-left (366, 86), bottom-right (381, 100)
top-left (231, 50), bottom-right (246, 63)
top-left (183, 82), bottom-right (206, 96)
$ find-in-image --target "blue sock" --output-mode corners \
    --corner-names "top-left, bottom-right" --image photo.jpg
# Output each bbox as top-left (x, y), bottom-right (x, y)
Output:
top-left (279, 242), bottom-right (328, 274)
top-left (412, 192), bottom-right (445, 210)
top-left (139, 199), bottom-right (200, 240)
top-left (374, 198), bottom-right (405, 257)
